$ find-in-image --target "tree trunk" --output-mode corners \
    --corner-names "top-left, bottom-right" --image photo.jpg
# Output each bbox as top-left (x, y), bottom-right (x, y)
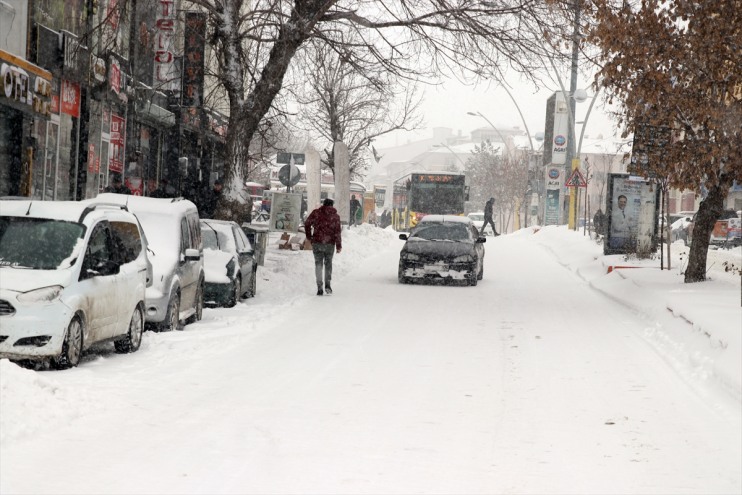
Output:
top-left (684, 185), bottom-right (725, 283)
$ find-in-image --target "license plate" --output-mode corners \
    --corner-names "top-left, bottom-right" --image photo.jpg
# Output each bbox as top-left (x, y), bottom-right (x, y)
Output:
top-left (424, 264), bottom-right (447, 272)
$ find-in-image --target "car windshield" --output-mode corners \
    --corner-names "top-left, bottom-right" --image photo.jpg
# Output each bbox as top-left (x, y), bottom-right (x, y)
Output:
top-left (0, 217), bottom-right (85, 269)
top-left (468, 214), bottom-right (484, 221)
top-left (411, 223), bottom-right (471, 241)
top-left (202, 228), bottom-right (220, 250)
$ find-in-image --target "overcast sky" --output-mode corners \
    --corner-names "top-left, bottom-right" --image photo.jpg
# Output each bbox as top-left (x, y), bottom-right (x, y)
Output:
top-left (375, 72), bottom-right (624, 149)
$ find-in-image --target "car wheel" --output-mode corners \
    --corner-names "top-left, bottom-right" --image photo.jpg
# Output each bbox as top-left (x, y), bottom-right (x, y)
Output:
top-left (477, 262), bottom-right (484, 281)
top-left (160, 293), bottom-right (181, 331)
top-left (228, 277), bottom-right (241, 307)
top-left (246, 267), bottom-right (257, 298)
top-left (186, 282), bottom-right (204, 324)
top-left (115, 305), bottom-right (144, 353)
top-left (53, 316), bottom-right (83, 369)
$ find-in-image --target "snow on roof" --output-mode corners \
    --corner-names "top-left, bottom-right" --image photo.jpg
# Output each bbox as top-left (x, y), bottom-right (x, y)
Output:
top-left (89, 193), bottom-right (198, 216)
top-left (0, 200), bottom-right (132, 226)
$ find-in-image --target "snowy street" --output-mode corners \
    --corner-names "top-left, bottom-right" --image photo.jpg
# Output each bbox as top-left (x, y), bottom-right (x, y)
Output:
top-left (1, 226), bottom-right (740, 494)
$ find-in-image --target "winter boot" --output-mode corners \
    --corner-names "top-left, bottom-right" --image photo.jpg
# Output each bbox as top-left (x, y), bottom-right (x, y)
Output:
top-left (325, 285), bottom-right (332, 295)
top-left (317, 284), bottom-right (323, 296)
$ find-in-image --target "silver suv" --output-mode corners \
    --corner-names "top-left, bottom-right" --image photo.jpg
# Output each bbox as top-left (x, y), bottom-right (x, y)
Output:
top-left (90, 194), bottom-right (205, 331)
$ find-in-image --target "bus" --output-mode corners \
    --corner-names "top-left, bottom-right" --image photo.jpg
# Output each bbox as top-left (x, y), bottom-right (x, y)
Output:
top-left (392, 171), bottom-right (468, 230)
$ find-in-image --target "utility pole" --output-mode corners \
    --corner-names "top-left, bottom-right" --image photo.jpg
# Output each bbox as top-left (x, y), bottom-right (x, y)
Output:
top-left (566, 0), bottom-right (581, 229)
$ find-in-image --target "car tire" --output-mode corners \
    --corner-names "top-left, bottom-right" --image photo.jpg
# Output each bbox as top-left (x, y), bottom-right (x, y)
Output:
top-left (53, 316), bottom-right (83, 369)
top-left (477, 262), bottom-right (484, 281)
top-left (115, 304), bottom-right (144, 353)
top-left (160, 293), bottom-right (181, 331)
top-left (246, 267), bottom-right (257, 298)
top-left (227, 277), bottom-right (241, 307)
top-left (186, 282), bottom-right (204, 324)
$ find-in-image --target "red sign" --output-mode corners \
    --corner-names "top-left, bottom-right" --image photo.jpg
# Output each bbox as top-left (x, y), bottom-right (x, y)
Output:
top-left (109, 114), bottom-right (126, 173)
top-left (110, 60), bottom-right (121, 94)
top-left (60, 80), bottom-right (80, 117)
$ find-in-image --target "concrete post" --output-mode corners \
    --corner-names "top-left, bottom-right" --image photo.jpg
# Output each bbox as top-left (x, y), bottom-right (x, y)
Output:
top-left (305, 145), bottom-right (321, 212)
top-left (334, 140), bottom-right (350, 225)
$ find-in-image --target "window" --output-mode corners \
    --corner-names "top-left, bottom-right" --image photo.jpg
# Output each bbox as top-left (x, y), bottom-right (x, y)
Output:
top-left (82, 223), bottom-right (112, 273)
top-left (110, 221), bottom-right (142, 264)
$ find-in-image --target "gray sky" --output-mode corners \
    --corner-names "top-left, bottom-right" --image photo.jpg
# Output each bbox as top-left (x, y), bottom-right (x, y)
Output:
top-left (375, 74), bottom-right (623, 149)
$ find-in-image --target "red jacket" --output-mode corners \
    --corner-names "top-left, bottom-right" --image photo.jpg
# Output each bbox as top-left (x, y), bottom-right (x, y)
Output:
top-left (305, 205), bottom-right (342, 250)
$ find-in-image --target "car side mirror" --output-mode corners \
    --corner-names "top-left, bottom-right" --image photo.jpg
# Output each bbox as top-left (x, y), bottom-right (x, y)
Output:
top-left (399, 234), bottom-right (408, 240)
top-left (476, 237), bottom-right (486, 243)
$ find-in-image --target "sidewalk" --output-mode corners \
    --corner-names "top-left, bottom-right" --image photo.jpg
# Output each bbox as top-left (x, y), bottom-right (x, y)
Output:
top-left (529, 226), bottom-right (741, 401)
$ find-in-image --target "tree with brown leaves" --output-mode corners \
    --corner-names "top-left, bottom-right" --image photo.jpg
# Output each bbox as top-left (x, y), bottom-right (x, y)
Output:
top-left (587, 0), bottom-right (742, 282)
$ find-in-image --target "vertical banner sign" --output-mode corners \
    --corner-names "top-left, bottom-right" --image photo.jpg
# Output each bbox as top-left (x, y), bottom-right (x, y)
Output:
top-left (182, 12), bottom-right (206, 110)
top-left (551, 92), bottom-right (569, 166)
top-left (109, 114), bottom-right (126, 173)
top-left (543, 167), bottom-right (562, 226)
top-left (154, 0), bottom-right (178, 91)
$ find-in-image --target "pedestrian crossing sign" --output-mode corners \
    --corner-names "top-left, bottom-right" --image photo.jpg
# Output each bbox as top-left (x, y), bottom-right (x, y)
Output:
top-left (566, 169), bottom-right (587, 187)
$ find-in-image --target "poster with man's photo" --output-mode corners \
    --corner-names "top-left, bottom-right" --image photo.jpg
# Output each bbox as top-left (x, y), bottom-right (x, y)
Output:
top-left (604, 174), bottom-right (660, 255)
top-left (269, 192), bottom-right (302, 232)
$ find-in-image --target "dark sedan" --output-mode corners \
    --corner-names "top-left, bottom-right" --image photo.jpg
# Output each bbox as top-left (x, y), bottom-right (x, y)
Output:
top-left (398, 215), bottom-right (486, 286)
top-left (201, 219), bottom-right (257, 307)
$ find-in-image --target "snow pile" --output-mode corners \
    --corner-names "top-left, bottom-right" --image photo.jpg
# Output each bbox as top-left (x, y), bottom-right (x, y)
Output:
top-left (0, 360), bottom-right (102, 443)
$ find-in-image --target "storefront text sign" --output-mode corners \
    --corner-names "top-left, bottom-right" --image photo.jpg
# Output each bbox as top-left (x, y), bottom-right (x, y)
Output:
top-left (109, 114), bottom-right (126, 173)
top-left (61, 80), bottom-right (80, 118)
top-left (0, 50), bottom-right (52, 116)
top-left (154, 0), bottom-right (179, 92)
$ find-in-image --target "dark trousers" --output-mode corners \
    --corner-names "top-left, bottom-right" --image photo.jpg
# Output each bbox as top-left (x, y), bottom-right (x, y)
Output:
top-left (312, 243), bottom-right (335, 288)
top-left (482, 216), bottom-right (498, 235)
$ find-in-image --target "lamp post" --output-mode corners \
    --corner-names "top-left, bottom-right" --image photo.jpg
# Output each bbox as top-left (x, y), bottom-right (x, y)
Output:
top-left (432, 142), bottom-right (467, 171)
top-left (466, 111), bottom-right (510, 150)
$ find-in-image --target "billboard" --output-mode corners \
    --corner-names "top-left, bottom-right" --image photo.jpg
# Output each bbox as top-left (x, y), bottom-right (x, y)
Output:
top-left (604, 174), bottom-right (660, 255)
top-left (268, 192), bottom-right (302, 233)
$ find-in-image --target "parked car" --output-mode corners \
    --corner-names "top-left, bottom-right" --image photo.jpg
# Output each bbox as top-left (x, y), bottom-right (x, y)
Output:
top-left (686, 209), bottom-right (742, 248)
top-left (398, 215), bottom-right (486, 286)
top-left (0, 200), bottom-right (149, 368)
top-left (466, 212), bottom-right (494, 236)
top-left (200, 219), bottom-right (257, 307)
top-left (90, 194), bottom-right (205, 331)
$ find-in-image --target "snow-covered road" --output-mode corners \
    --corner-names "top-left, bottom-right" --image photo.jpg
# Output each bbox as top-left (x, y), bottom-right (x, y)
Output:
top-left (1, 228), bottom-right (740, 494)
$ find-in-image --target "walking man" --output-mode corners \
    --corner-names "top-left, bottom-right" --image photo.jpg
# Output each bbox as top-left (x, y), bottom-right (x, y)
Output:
top-left (304, 198), bottom-right (342, 295)
top-left (349, 194), bottom-right (361, 227)
top-left (482, 197), bottom-right (499, 236)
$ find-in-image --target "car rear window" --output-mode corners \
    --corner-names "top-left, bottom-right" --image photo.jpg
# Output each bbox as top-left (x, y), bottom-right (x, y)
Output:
top-left (412, 223), bottom-right (472, 241)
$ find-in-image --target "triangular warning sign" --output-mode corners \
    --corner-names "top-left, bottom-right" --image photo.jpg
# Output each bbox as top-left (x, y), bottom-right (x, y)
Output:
top-left (566, 168), bottom-right (587, 187)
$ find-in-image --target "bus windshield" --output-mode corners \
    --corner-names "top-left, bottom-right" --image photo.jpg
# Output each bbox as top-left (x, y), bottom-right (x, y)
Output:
top-left (410, 183), bottom-right (465, 215)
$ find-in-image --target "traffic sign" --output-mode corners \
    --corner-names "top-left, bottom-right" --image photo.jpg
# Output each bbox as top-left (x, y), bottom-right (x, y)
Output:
top-left (278, 164), bottom-right (301, 187)
top-left (565, 168), bottom-right (587, 188)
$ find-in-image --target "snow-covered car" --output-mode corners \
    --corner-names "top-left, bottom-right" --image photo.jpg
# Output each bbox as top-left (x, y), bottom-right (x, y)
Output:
top-left (0, 200), bottom-right (149, 368)
top-left (466, 212), bottom-right (494, 236)
top-left (398, 215), bottom-right (485, 286)
top-left (201, 219), bottom-right (257, 307)
top-left (89, 194), bottom-right (204, 331)
top-left (686, 209), bottom-right (741, 248)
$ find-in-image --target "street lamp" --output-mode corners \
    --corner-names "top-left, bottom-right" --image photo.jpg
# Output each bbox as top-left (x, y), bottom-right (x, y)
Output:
top-left (466, 111), bottom-right (510, 150)
top-left (432, 143), bottom-right (467, 171)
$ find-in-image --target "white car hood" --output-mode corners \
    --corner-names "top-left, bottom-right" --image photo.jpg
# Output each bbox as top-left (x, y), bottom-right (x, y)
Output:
top-left (0, 267), bottom-right (74, 293)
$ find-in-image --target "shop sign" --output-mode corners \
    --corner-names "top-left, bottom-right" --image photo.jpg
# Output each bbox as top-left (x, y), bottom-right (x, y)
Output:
top-left (92, 56), bottom-right (107, 83)
top-left (107, 0), bottom-right (120, 29)
top-left (182, 12), bottom-right (206, 108)
top-left (61, 31), bottom-right (89, 76)
top-left (110, 58), bottom-right (121, 94)
top-left (109, 114), bottom-right (126, 173)
top-left (154, 0), bottom-right (179, 92)
top-left (88, 143), bottom-right (100, 173)
top-left (0, 54), bottom-right (52, 116)
top-left (61, 80), bottom-right (80, 118)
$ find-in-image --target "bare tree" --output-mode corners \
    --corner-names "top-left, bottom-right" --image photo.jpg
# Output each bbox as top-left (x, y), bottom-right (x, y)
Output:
top-left (293, 41), bottom-right (422, 181)
top-left (178, 0), bottom-right (572, 185)
top-left (588, 0), bottom-right (742, 283)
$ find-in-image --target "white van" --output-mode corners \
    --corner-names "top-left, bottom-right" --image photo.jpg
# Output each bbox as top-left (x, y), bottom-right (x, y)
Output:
top-left (0, 200), bottom-right (149, 368)
top-left (91, 194), bottom-right (205, 331)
